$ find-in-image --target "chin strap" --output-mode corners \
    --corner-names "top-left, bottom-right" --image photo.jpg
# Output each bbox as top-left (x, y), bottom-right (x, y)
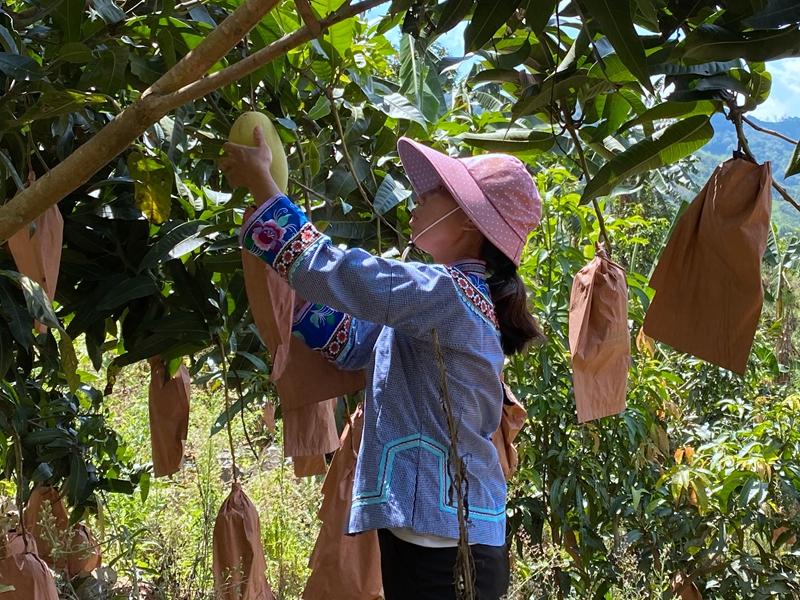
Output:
top-left (400, 206), bottom-right (462, 263)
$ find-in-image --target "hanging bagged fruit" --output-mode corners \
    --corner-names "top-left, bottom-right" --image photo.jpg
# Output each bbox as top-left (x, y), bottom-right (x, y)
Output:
top-left (23, 486), bottom-right (101, 577)
top-left (284, 397), bottom-right (340, 478)
top-left (568, 245), bottom-right (630, 423)
top-left (147, 356), bottom-right (191, 477)
top-left (212, 482), bottom-right (275, 600)
top-left (4, 529), bottom-right (38, 556)
top-left (241, 209), bottom-right (363, 470)
top-left (0, 550), bottom-right (59, 600)
top-left (643, 158), bottom-right (772, 374)
top-left (7, 204), bottom-right (63, 333)
top-left (491, 383), bottom-right (528, 480)
top-left (303, 406), bottom-right (382, 600)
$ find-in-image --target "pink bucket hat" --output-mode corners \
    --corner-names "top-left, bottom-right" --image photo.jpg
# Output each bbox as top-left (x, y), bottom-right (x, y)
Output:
top-left (396, 137), bottom-right (542, 265)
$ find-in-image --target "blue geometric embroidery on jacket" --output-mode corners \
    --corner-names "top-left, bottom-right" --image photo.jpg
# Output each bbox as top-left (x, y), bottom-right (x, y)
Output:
top-left (352, 434), bottom-right (505, 522)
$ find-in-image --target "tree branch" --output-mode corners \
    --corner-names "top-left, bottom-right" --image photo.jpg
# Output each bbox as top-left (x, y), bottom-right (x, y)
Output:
top-left (144, 0), bottom-right (281, 98)
top-left (0, 0), bottom-right (389, 243)
top-left (742, 115), bottom-right (799, 146)
top-left (154, 0), bottom-right (387, 110)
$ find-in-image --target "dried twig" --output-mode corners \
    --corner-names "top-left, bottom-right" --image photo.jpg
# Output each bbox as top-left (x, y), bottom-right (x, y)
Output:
top-left (432, 330), bottom-right (476, 600)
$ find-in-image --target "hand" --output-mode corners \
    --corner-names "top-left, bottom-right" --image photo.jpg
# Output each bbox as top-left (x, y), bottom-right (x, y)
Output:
top-left (219, 127), bottom-right (279, 198)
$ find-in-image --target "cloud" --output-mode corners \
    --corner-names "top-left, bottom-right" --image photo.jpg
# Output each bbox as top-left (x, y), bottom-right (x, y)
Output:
top-left (752, 58), bottom-right (800, 121)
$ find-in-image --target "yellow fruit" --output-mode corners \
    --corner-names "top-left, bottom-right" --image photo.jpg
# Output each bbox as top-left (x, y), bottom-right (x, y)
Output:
top-left (228, 111), bottom-right (289, 193)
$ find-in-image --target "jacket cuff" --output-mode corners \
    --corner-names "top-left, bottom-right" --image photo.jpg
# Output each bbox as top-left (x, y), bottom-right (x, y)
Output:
top-left (239, 194), bottom-right (325, 280)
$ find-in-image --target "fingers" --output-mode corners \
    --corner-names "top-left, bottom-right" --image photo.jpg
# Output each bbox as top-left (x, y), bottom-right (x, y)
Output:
top-left (253, 126), bottom-right (266, 147)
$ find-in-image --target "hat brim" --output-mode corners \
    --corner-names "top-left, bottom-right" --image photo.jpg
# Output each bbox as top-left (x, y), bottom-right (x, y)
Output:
top-left (397, 137), bottom-right (524, 264)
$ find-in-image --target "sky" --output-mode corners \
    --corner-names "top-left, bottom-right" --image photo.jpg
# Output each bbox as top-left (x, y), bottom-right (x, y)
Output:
top-left (753, 59), bottom-right (800, 121)
top-left (366, 12), bottom-right (800, 123)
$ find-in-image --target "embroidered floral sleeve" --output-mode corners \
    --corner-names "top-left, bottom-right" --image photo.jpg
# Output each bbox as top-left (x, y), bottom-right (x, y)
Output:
top-left (240, 194), bottom-right (498, 346)
top-left (291, 301), bottom-right (383, 371)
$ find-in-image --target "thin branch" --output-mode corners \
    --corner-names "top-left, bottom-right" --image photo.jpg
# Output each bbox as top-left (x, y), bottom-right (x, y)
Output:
top-left (727, 102), bottom-right (800, 214)
top-left (216, 337), bottom-right (239, 484)
top-left (561, 105), bottom-right (613, 254)
top-left (144, 0), bottom-right (282, 97)
top-left (154, 0), bottom-right (388, 110)
top-left (773, 179), bottom-right (800, 213)
top-left (289, 177), bottom-right (327, 202)
top-left (0, 0), bottom-right (389, 242)
top-left (326, 88), bottom-right (408, 242)
top-left (742, 115), bottom-right (798, 146)
top-left (295, 0), bottom-right (322, 36)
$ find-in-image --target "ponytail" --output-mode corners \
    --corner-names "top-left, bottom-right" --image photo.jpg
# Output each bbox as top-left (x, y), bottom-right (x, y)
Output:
top-left (480, 240), bottom-right (545, 355)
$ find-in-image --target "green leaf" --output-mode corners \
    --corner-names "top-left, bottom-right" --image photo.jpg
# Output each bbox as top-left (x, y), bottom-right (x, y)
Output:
top-left (460, 128), bottom-right (555, 153)
top-left (97, 275), bottom-right (158, 310)
top-left (525, 0), bottom-right (557, 33)
top-left (742, 0), bottom-right (800, 28)
top-left (92, 0), bottom-right (127, 24)
top-left (0, 52), bottom-right (42, 81)
top-left (306, 95), bottom-right (331, 121)
top-left (138, 221), bottom-right (206, 271)
top-left (619, 100), bottom-right (719, 132)
top-left (374, 174), bottom-right (412, 215)
top-left (58, 42), bottom-right (92, 64)
top-left (0, 270), bottom-right (61, 330)
top-left (649, 60), bottom-right (743, 77)
top-left (210, 392), bottom-right (253, 436)
top-left (581, 0), bottom-right (653, 92)
top-left (786, 141), bottom-right (800, 178)
top-left (45, 0), bottom-right (84, 43)
top-left (0, 26), bottom-right (19, 54)
top-left (19, 88), bottom-right (108, 123)
top-left (376, 92), bottom-right (427, 125)
top-left (435, 0), bottom-right (473, 34)
top-left (0, 280), bottom-right (33, 349)
top-left (512, 73), bottom-right (590, 117)
top-left (581, 115), bottom-right (714, 204)
top-left (0, 149), bottom-right (25, 192)
top-left (128, 152), bottom-right (174, 224)
top-left (683, 24), bottom-right (800, 62)
top-left (464, 0), bottom-right (522, 52)
top-left (58, 332), bottom-right (80, 393)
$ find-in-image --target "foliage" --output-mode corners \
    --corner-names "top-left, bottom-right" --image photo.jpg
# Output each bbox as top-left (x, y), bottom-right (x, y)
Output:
top-left (0, 0), bottom-right (799, 596)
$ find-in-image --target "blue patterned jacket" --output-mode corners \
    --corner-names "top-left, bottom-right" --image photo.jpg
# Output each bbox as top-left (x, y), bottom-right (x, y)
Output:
top-left (240, 194), bottom-right (507, 546)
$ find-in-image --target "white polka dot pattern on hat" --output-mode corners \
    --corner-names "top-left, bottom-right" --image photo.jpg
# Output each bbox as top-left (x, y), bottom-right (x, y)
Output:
top-left (397, 137), bottom-right (542, 265)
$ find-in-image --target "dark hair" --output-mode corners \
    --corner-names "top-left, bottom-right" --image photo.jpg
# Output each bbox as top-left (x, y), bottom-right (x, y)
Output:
top-left (481, 239), bottom-right (545, 355)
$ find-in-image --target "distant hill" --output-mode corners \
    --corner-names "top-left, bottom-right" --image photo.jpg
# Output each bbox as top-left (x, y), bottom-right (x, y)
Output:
top-left (692, 114), bottom-right (800, 233)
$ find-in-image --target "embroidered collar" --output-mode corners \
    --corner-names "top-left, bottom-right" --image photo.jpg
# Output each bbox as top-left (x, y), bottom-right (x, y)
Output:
top-left (448, 259), bottom-right (487, 278)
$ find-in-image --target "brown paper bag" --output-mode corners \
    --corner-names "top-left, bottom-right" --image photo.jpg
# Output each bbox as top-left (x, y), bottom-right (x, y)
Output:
top-left (292, 455), bottom-right (327, 478)
top-left (23, 486), bottom-right (101, 576)
top-left (491, 383), bottom-right (528, 480)
top-left (303, 406), bottom-right (382, 600)
top-left (4, 529), bottom-right (38, 557)
top-left (568, 247), bottom-right (630, 423)
top-left (212, 483), bottom-right (275, 600)
top-left (7, 204), bottom-right (63, 333)
top-left (283, 397), bottom-right (340, 462)
top-left (241, 209), bottom-right (365, 410)
top-left (0, 552), bottom-right (59, 599)
top-left (148, 357), bottom-right (191, 478)
top-left (643, 158), bottom-right (772, 374)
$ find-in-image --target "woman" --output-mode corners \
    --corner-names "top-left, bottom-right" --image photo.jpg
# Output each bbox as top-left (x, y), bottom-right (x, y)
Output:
top-left (220, 130), bottom-right (543, 599)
